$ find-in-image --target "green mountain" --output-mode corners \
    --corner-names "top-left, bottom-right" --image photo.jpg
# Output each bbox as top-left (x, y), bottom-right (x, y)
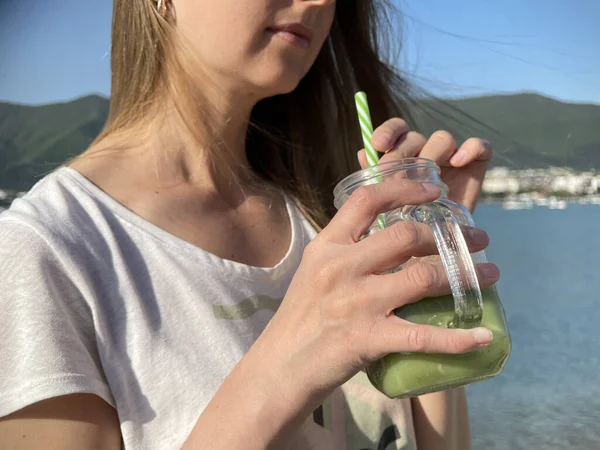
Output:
top-left (0, 95), bottom-right (108, 190)
top-left (414, 93), bottom-right (600, 169)
top-left (0, 92), bottom-right (599, 191)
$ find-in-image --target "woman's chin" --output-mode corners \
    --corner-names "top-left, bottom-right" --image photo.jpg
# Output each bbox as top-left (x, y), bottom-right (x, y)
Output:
top-left (250, 68), bottom-right (307, 97)
top-left (260, 79), bottom-right (301, 97)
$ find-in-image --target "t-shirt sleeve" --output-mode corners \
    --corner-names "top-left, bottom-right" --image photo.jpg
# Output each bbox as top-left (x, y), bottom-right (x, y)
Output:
top-left (0, 220), bottom-right (114, 417)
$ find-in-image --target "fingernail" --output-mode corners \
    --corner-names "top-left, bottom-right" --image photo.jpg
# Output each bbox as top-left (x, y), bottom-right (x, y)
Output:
top-left (450, 150), bottom-right (466, 165)
top-left (372, 133), bottom-right (392, 151)
top-left (472, 328), bottom-right (493, 345)
top-left (423, 183), bottom-right (441, 193)
top-left (468, 227), bottom-right (488, 245)
top-left (479, 263), bottom-right (499, 279)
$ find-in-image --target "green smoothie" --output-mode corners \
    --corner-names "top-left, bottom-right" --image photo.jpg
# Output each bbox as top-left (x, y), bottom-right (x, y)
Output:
top-left (366, 286), bottom-right (511, 399)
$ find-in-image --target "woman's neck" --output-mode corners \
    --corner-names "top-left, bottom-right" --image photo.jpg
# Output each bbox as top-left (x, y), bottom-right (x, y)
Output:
top-left (156, 88), bottom-right (257, 185)
top-left (98, 86), bottom-right (269, 205)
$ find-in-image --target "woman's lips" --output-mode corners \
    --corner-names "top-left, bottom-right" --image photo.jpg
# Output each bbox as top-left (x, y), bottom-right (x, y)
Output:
top-left (268, 24), bottom-right (314, 49)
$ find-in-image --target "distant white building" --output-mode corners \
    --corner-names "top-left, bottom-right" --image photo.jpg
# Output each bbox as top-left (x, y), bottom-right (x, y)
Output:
top-left (487, 167), bottom-right (511, 178)
top-left (483, 176), bottom-right (520, 194)
top-left (551, 174), bottom-right (596, 195)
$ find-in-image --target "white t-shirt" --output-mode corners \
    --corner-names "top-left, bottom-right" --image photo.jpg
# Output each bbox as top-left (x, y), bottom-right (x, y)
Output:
top-left (0, 167), bottom-right (417, 449)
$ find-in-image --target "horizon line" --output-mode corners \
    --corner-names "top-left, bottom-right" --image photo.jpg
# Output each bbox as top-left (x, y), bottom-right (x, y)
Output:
top-left (1, 89), bottom-right (599, 108)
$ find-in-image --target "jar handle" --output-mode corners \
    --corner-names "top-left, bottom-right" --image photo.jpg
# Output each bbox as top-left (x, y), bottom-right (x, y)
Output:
top-left (404, 202), bottom-right (483, 329)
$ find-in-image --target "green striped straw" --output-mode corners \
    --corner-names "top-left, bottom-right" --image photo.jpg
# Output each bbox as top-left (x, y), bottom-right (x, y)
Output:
top-left (355, 91), bottom-right (386, 230)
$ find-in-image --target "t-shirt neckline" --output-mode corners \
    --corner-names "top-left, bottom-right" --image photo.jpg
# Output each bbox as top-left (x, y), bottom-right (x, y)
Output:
top-left (57, 166), bottom-right (305, 279)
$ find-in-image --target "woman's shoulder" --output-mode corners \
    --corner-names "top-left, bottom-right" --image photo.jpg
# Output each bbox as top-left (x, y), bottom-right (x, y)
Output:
top-left (0, 167), bottom-right (108, 265)
top-left (1, 167), bottom-right (92, 238)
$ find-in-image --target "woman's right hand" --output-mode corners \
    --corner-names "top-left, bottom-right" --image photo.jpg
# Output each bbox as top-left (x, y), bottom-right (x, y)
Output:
top-left (254, 179), bottom-right (497, 401)
top-left (188, 179), bottom-right (499, 449)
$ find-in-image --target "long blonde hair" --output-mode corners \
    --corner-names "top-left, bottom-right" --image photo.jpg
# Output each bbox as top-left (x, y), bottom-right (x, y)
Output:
top-left (95, 0), bottom-right (417, 229)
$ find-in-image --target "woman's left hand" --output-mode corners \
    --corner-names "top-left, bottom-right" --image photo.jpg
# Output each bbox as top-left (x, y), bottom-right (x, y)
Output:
top-left (358, 119), bottom-right (493, 213)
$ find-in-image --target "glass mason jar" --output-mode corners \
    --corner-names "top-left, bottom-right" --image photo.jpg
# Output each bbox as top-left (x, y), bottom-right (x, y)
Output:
top-left (333, 158), bottom-right (512, 399)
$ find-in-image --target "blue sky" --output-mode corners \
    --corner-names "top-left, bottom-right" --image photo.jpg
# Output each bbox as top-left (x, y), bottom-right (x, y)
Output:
top-left (0, 0), bottom-right (598, 105)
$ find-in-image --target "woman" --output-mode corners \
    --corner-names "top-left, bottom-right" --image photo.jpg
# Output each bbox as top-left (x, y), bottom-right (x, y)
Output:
top-left (0, 0), bottom-right (497, 448)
